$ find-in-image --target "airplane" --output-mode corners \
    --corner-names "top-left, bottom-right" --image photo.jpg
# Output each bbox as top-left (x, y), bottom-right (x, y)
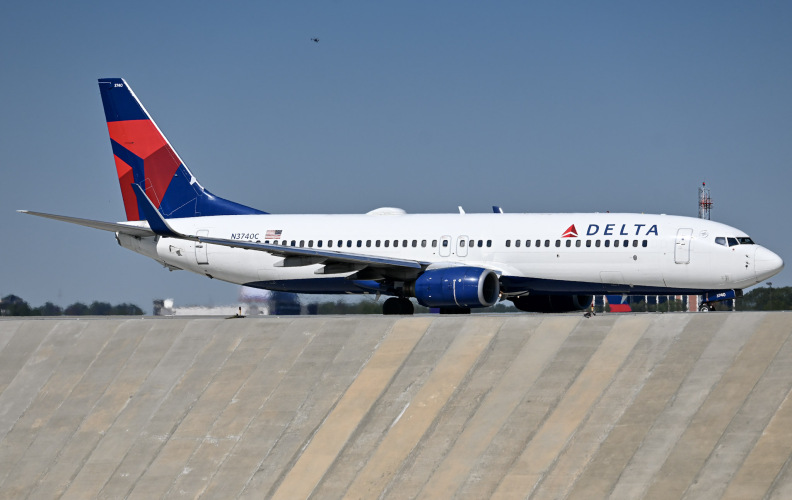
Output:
top-left (20, 78), bottom-right (784, 315)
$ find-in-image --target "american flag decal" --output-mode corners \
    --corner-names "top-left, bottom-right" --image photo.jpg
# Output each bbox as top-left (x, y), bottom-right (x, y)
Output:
top-left (265, 229), bottom-right (282, 239)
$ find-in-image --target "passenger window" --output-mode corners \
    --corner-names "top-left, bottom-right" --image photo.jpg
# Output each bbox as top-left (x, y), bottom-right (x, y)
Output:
top-left (347, 240), bottom-right (352, 247)
top-left (338, 240), bottom-right (343, 247)
top-left (477, 240), bottom-right (483, 248)
top-left (442, 240), bottom-right (449, 247)
top-left (642, 240), bottom-right (648, 247)
top-left (515, 240), bottom-right (521, 248)
top-left (565, 240), bottom-right (571, 247)
top-left (375, 240), bottom-right (380, 247)
top-left (604, 240), bottom-right (610, 248)
top-left (614, 240), bottom-right (619, 248)
top-left (728, 237), bottom-right (739, 247)
top-left (632, 240), bottom-right (638, 247)
top-left (403, 240), bottom-right (408, 247)
top-left (525, 240), bottom-right (531, 248)
top-left (317, 240), bottom-right (322, 248)
top-left (366, 240), bottom-right (371, 247)
top-left (384, 240), bottom-right (389, 247)
top-left (291, 240), bottom-right (296, 246)
top-left (487, 240), bottom-right (492, 247)
top-left (595, 240), bottom-right (601, 247)
top-left (555, 240), bottom-right (561, 248)
top-left (421, 240), bottom-right (427, 247)
top-left (308, 240), bottom-right (313, 247)
top-left (505, 240), bottom-right (511, 247)
top-left (412, 240), bottom-right (417, 247)
top-left (576, 240), bottom-right (581, 247)
top-left (327, 240), bottom-right (332, 248)
top-left (586, 240), bottom-right (592, 247)
top-left (432, 240), bottom-right (437, 247)
top-left (545, 240), bottom-right (550, 247)
top-left (357, 240), bottom-right (362, 247)
top-left (460, 240), bottom-right (466, 247)
top-left (394, 240), bottom-right (399, 247)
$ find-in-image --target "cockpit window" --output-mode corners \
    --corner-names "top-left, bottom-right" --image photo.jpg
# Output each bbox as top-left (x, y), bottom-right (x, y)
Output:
top-left (715, 237), bottom-right (726, 246)
top-left (737, 237), bottom-right (755, 245)
top-left (727, 237), bottom-right (739, 247)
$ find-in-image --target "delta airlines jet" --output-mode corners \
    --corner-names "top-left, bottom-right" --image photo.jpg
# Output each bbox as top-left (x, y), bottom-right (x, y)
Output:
top-left (20, 78), bottom-right (784, 314)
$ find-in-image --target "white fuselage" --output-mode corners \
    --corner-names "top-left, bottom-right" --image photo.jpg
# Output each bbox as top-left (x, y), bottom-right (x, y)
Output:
top-left (117, 211), bottom-right (783, 297)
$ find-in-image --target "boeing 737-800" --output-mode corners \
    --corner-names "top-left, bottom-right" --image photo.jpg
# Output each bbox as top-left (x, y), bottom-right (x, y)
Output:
top-left (20, 78), bottom-right (784, 314)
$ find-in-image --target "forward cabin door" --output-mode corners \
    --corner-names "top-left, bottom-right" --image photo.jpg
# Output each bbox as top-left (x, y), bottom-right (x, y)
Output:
top-left (195, 230), bottom-right (209, 265)
top-left (674, 228), bottom-right (693, 264)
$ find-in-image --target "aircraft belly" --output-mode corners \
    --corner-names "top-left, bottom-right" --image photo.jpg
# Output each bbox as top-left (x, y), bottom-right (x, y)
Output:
top-left (510, 250), bottom-right (666, 289)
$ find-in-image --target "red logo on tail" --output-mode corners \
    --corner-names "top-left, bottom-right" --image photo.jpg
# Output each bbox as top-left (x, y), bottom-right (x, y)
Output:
top-left (562, 224), bottom-right (578, 238)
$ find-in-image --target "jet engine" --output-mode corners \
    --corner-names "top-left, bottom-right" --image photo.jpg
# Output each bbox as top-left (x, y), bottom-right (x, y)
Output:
top-left (407, 267), bottom-right (500, 308)
top-left (511, 294), bottom-right (593, 313)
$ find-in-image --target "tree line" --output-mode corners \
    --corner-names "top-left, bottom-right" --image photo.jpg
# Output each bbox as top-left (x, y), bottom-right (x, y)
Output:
top-left (0, 295), bottom-right (143, 316)
top-left (2, 286), bottom-right (788, 317)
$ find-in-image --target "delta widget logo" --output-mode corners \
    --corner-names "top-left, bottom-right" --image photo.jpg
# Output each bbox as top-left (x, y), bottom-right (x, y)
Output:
top-left (562, 225), bottom-right (578, 238)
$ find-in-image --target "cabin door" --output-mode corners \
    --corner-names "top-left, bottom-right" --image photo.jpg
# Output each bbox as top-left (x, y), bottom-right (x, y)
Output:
top-left (195, 230), bottom-right (209, 265)
top-left (674, 228), bottom-right (693, 264)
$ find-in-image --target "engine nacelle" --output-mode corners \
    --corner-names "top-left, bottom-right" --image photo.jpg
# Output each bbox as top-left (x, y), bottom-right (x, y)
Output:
top-left (511, 294), bottom-right (593, 313)
top-left (408, 267), bottom-right (500, 308)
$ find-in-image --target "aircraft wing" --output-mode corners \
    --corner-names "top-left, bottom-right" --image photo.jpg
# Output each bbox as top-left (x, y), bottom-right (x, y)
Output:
top-left (131, 185), bottom-right (427, 272)
top-left (198, 236), bottom-right (425, 270)
top-left (18, 210), bottom-right (155, 238)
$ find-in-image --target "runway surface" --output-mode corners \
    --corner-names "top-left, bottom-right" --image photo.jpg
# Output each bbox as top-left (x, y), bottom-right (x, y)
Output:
top-left (0, 312), bottom-right (790, 499)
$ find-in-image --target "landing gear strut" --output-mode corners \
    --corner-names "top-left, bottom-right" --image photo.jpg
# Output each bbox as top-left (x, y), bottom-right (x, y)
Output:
top-left (383, 297), bottom-right (414, 315)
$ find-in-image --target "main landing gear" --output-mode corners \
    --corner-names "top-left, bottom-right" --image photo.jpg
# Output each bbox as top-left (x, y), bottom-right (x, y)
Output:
top-left (383, 297), bottom-right (415, 315)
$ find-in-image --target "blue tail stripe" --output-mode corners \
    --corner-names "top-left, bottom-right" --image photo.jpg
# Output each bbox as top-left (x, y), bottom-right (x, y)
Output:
top-left (99, 78), bottom-right (148, 122)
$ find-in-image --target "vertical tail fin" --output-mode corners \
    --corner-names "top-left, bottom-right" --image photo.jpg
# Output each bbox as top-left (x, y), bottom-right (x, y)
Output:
top-left (98, 78), bottom-right (265, 220)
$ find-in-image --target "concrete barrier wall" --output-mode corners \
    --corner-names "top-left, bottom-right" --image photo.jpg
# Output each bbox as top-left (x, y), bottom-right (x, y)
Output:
top-left (0, 313), bottom-right (790, 499)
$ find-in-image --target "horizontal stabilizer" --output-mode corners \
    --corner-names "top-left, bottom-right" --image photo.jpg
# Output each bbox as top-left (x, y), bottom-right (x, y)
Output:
top-left (18, 210), bottom-right (154, 237)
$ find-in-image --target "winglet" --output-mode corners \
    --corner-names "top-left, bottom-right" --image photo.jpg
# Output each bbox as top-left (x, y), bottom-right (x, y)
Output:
top-left (131, 184), bottom-right (180, 237)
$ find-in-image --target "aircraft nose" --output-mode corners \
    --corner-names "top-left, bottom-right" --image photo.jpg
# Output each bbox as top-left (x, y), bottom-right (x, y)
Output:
top-left (755, 247), bottom-right (784, 281)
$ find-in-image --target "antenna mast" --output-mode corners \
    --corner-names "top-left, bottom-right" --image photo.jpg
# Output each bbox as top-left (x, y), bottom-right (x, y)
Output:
top-left (698, 182), bottom-right (712, 220)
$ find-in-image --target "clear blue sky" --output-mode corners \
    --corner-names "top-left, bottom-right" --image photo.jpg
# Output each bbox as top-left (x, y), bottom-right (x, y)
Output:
top-left (2, 1), bottom-right (790, 311)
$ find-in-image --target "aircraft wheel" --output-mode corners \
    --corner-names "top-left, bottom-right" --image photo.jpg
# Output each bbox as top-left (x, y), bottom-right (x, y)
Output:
top-left (699, 303), bottom-right (713, 312)
top-left (383, 297), bottom-right (414, 315)
top-left (439, 306), bottom-right (471, 315)
top-left (383, 298), bottom-right (400, 315)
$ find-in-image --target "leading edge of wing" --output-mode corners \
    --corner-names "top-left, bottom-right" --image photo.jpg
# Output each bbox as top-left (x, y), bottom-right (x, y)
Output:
top-left (130, 184), bottom-right (425, 271)
top-left (18, 210), bottom-right (155, 237)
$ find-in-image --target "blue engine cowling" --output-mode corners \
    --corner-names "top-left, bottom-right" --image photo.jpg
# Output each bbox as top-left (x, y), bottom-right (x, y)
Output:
top-left (409, 267), bottom-right (500, 308)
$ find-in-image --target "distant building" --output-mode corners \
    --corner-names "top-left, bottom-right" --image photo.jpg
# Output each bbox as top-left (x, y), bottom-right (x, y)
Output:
top-left (153, 287), bottom-right (308, 316)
